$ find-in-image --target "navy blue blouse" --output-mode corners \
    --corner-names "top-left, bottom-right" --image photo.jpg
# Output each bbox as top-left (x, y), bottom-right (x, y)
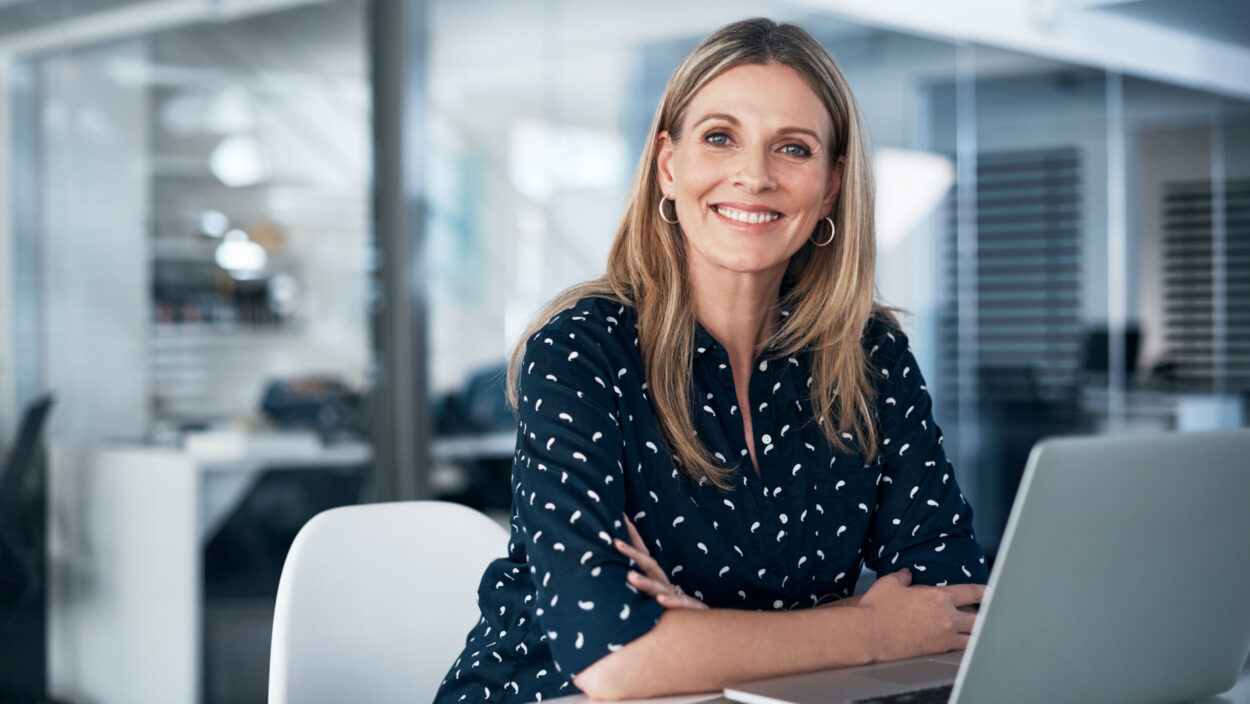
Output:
top-left (433, 297), bottom-right (988, 703)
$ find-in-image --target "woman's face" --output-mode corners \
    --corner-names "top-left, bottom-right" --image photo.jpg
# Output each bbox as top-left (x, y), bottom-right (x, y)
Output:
top-left (656, 61), bottom-right (844, 282)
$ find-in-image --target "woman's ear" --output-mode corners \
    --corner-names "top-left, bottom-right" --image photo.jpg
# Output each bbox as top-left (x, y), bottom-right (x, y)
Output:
top-left (822, 155), bottom-right (846, 214)
top-left (655, 130), bottom-right (676, 195)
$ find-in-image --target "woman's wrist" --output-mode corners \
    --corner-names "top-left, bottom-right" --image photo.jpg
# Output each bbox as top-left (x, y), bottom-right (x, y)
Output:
top-left (847, 602), bottom-right (884, 665)
top-left (811, 601), bottom-right (879, 668)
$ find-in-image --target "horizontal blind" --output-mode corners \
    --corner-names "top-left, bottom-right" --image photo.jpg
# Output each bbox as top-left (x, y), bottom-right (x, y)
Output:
top-left (1159, 177), bottom-right (1250, 391)
top-left (939, 147), bottom-right (1084, 405)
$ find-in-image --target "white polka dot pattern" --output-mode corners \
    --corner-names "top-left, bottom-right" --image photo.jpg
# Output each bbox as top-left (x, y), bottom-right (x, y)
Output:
top-left (433, 298), bottom-right (988, 703)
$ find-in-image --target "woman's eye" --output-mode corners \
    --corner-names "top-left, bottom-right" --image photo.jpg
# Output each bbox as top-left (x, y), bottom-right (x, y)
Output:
top-left (781, 143), bottom-right (811, 157)
top-left (704, 132), bottom-right (731, 146)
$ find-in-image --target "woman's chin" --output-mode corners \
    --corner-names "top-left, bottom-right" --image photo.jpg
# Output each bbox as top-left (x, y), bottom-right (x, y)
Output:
top-left (700, 248), bottom-right (794, 277)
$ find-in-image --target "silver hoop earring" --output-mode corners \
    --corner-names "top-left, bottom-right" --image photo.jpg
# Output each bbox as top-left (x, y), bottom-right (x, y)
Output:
top-left (811, 216), bottom-right (836, 246)
top-left (658, 197), bottom-right (679, 225)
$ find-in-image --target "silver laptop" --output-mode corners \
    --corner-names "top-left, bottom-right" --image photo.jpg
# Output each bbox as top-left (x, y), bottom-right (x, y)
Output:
top-left (725, 428), bottom-right (1250, 704)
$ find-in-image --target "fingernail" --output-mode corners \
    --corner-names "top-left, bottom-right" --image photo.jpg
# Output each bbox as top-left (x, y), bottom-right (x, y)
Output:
top-left (614, 539), bottom-right (625, 548)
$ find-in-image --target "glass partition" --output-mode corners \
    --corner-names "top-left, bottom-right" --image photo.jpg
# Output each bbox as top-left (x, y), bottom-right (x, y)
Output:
top-left (7, 2), bottom-right (374, 701)
top-left (1124, 78), bottom-right (1250, 427)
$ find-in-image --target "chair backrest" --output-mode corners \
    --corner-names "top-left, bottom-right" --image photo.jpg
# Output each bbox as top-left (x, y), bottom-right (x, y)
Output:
top-left (268, 500), bottom-right (508, 704)
top-left (1, 394), bottom-right (54, 496)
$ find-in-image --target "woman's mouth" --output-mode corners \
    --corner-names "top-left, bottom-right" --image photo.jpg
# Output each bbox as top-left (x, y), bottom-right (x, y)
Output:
top-left (711, 204), bottom-right (783, 225)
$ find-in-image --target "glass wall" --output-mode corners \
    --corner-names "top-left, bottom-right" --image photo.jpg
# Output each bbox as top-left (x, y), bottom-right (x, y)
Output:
top-left (4, 1), bottom-right (373, 702)
top-left (418, 2), bottom-right (1250, 561)
top-left (1127, 79), bottom-right (1250, 403)
top-left (930, 48), bottom-right (1114, 554)
top-left (420, 1), bottom-right (970, 525)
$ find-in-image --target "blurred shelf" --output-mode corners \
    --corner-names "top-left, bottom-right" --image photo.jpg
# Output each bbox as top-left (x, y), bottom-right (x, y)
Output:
top-left (149, 321), bottom-right (297, 337)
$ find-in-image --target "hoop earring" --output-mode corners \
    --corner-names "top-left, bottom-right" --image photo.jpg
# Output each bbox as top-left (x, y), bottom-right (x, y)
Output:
top-left (811, 216), bottom-right (836, 246)
top-left (658, 197), bottom-right (679, 225)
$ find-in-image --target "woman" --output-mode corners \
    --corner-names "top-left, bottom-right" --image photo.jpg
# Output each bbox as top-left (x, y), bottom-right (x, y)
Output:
top-left (434, 18), bottom-right (988, 703)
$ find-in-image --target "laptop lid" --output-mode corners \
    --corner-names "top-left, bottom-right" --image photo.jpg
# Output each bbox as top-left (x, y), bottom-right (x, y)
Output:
top-left (725, 428), bottom-right (1250, 704)
top-left (952, 428), bottom-right (1250, 704)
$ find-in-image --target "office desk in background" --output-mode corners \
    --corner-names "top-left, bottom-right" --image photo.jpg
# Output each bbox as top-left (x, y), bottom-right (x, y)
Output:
top-left (46, 434), bottom-right (370, 704)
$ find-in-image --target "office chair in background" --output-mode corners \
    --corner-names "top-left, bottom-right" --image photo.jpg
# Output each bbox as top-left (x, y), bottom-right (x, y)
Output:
top-left (268, 500), bottom-right (508, 704)
top-left (0, 394), bottom-right (65, 704)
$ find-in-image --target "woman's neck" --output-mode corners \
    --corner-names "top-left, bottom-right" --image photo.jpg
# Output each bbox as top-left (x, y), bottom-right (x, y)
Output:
top-left (689, 262), bottom-right (785, 369)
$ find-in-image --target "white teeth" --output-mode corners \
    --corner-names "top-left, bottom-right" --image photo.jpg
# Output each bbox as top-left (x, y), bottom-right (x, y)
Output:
top-left (715, 206), bottom-right (780, 224)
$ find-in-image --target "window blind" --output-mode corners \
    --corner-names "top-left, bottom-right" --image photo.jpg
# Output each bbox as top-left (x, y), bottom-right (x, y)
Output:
top-left (1159, 177), bottom-right (1250, 391)
top-left (938, 147), bottom-right (1085, 406)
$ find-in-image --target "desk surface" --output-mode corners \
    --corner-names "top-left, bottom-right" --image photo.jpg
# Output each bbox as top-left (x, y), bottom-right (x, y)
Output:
top-left (534, 656), bottom-right (1250, 704)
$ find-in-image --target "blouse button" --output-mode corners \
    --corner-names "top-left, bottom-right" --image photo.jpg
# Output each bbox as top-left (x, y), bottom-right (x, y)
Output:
top-left (761, 434), bottom-right (772, 444)
top-left (773, 600), bottom-right (784, 609)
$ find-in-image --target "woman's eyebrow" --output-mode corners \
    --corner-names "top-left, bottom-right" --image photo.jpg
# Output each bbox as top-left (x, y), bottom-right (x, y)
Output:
top-left (691, 112), bottom-right (740, 129)
top-left (776, 126), bottom-right (823, 142)
top-left (690, 113), bottom-right (825, 143)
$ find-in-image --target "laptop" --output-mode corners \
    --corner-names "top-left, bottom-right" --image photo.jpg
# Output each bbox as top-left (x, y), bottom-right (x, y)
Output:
top-left (725, 428), bottom-right (1250, 704)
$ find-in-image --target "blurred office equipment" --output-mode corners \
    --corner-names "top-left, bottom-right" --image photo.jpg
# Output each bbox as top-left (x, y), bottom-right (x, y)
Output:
top-left (46, 433), bottom-right (371, 704)
top-left (1083, 325), bottom-right (1143, 383)
top-left (268, 501), bottom-right (507, 704)
top-left (0, 395), bottom-right (55, 702)
top-left (429, 363), bottom-right (515, 515)
top-left (260, 376), bottom-right (369, 441)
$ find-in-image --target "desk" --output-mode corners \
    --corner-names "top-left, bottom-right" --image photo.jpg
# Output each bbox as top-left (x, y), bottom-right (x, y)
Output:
top-left (46, 435), bottom-right (370, 704)
top-left (531, 656), bottom-right (1250, 704)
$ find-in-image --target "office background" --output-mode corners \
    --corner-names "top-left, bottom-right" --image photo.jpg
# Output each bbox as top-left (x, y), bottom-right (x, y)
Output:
top-left (0, 0), bottom-right (1247, 702)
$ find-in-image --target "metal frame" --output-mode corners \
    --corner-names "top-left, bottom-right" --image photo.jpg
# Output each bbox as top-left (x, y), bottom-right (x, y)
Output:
top-left (954, 41), bottom-right (981, 516)
top-left (368, 0), bottom-right (430, 501)
top-left (1106, 71), bottom-right (1128, 426)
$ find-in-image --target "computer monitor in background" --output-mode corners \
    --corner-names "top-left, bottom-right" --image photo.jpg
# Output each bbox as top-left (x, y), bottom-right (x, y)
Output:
top-left (1082, 324), bottom-right (1142, 380)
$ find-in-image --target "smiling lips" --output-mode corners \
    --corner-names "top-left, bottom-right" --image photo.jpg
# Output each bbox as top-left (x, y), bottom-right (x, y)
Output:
top-left (712, 204), bottom-right (783, 225)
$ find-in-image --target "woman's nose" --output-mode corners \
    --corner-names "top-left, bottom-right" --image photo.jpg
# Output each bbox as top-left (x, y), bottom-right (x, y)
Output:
top-left (732, 147), bottom-right (776, 193)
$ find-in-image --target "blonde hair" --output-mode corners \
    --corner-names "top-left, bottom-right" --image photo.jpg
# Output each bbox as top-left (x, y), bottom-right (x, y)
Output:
top-left (507, 18), bottom-right (895, 490)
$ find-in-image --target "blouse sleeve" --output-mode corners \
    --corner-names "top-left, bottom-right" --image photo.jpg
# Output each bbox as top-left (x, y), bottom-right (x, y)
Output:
top-left (511, 314), bottom-right (666, 679)
top-left (862, 325), bottom-right (990, 586)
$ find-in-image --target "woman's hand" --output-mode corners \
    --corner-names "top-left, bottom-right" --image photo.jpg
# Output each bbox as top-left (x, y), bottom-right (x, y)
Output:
top-left (855, 568), bottom-right (984, 662)
top-left (614, 515), bottom-right (708, 610)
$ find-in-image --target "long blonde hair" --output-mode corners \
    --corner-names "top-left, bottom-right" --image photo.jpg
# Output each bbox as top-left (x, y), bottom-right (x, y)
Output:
top-left (507, 18), bottom-right (894, 490)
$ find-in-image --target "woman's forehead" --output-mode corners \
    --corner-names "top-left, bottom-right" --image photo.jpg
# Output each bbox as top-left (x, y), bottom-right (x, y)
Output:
top-left (682, 62), bottom-right (833, 141)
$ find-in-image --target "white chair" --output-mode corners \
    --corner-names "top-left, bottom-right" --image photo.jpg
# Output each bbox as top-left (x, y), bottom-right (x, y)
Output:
top-left (268, 500), bottom-right (508, 704)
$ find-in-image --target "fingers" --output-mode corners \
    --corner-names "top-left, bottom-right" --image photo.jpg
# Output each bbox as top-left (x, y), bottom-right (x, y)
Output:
top-left (949, 634), bottom-right (970, 651)
top-left (623, 516), bottom-right (651, 558)
top-left (657, 592), bottom-right (709, 610)
top-left (613, 539), bottom-right (667, 583)
top-left (627, 570), bottom-right (706, 608)
top-left (952, 609), bottom-right (977, 634)
top-left (890, 567), bottom-right (912, 587)
top-left (943, 583), bottom-right (987, 608)
top-left (627, 569), bottom-right (665, 596)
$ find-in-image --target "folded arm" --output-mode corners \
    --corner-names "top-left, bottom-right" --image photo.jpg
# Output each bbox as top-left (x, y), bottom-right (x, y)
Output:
top-left (574, 568), bottom-right (984, 700)
top-left (573, 601), bottom-right (876, 700)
